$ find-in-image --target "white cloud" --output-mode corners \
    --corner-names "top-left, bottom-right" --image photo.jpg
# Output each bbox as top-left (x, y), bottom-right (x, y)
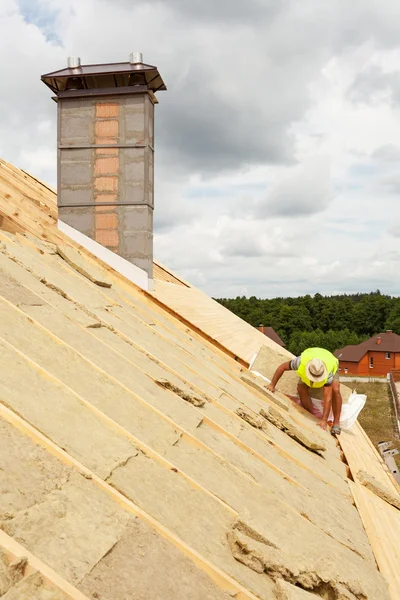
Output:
top-left (1, 0), bottom-right (400, 298)
top-left (373, 144), bottom-right (400, 162)
top-left (255, 155), bottom-right (332, 218)
top-left (389, 223), bottom-right (400, 238)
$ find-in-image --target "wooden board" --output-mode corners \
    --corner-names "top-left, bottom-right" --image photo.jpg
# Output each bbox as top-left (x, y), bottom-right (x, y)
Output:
top-left (150, 280), bottom-right (285, 364)
top-left (153, 261), bottom-right (188, 286)
top-left (340, 422), bottom-right (400, 495)
top-left (350, 481), bottom-right (400, 600)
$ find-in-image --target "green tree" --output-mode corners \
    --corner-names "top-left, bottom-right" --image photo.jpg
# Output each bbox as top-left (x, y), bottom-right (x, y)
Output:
top-left (273, 304), bottom-right (312, 342)
top-left (215, 290), bottom-right (397, 345)
top-left (385, 299), bottom-right (400, 334)
top-left (352, 293), bottom-right (391, 336)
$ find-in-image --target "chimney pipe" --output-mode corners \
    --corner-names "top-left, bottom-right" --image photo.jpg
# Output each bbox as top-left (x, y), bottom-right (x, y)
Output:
top-left (67, 56), bottom-right (81, 68)
top-left (41, 54), bottom-right (166, 283)
top-left (129, 52), bottom-right (143, 64)
top-left (377, 336), bottom-right (382, 345)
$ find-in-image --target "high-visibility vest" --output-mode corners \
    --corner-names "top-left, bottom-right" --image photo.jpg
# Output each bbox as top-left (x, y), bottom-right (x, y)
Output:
top-left (296, 347), bottom-right (339, 388)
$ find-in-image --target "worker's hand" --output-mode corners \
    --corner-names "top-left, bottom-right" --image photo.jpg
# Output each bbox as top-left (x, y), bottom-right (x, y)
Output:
top-left (317, 419), bottom-right (328, 431)
top-left (266, 383), bottom-right (276, 393)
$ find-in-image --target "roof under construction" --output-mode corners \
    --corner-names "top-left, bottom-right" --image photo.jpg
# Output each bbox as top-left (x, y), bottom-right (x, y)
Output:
top-left (0, 158), bottom-right (399, 600)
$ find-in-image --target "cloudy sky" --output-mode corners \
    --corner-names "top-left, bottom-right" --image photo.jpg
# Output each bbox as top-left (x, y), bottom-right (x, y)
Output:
top-left (1, 0), bottom-right (400, 298)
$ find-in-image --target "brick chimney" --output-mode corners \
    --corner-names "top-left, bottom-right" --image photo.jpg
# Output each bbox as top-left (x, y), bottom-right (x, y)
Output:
top-left (41, 54), bottom-right (166, 281)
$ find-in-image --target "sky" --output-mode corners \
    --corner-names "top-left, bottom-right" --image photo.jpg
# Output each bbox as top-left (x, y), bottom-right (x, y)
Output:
top-left (1, 0), bottom-right (400, 298)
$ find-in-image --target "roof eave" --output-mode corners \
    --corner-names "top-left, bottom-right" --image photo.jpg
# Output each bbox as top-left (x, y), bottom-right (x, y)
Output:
top-left (41, 61), bottom-right (159, 79)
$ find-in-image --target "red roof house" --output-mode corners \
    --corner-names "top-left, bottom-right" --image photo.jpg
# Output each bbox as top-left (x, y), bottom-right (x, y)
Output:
top-left (257, 325), bottom-right (286, 347)
top-left (334, 330), bottom-right (400, 377)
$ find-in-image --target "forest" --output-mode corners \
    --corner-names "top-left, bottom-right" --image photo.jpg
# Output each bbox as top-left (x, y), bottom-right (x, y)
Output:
top-left (215, 291), bottom-right (400, 356)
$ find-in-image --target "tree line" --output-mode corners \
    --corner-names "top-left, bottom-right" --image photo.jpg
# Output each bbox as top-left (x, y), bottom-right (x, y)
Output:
top-left (215, 291), bottom-right (400, 356)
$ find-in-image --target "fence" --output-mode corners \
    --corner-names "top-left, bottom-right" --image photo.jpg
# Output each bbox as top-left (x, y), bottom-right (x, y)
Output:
top-left (339, 375), bottom-right (389, 383)
top-left (388, 370), bottom-right (400, 438)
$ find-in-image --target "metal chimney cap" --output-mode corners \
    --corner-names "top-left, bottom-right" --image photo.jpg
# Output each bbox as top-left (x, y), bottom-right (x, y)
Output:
top-left (67, 56), bottom-right (81, 69)
top-left (129, 52), bottom-right (143, 64)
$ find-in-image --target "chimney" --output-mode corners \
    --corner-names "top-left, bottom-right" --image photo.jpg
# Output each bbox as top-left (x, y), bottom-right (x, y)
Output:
top-left (258, 324), bottom-right (264, 332)
top-left (387, 330), bottom-right (393, 334)
top-left (377, 336), bottom-right (382, 345)
top-left (41, 54), bottom-right (166, 280)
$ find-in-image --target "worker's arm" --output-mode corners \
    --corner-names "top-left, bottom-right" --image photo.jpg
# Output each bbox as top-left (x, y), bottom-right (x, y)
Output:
top-left (318, 384), bottom-right (333, 430)
top-left (266, 361), bottom-right (292, 393)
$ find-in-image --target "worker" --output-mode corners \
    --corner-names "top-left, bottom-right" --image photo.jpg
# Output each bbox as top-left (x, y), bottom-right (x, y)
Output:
top-left (266, 347), bottom-right (342, 435)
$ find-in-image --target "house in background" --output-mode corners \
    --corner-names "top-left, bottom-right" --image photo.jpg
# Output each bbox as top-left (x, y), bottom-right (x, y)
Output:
top-left (257, 324), bottom-right (286, 347)
top-left (335, 330), bottom-right (400, 376)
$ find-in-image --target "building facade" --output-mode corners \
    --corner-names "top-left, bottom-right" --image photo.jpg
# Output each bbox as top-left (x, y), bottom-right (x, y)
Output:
top-left (335, 331), bottom-right (400, 377)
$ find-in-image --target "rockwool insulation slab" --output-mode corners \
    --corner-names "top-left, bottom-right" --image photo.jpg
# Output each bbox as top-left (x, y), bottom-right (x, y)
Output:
top-left (0, 160), bottom-right (397, 600)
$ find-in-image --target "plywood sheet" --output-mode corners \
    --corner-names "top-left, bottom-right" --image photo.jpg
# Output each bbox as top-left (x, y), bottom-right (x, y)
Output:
top-left (350, 481), bottom-right (400, 600)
